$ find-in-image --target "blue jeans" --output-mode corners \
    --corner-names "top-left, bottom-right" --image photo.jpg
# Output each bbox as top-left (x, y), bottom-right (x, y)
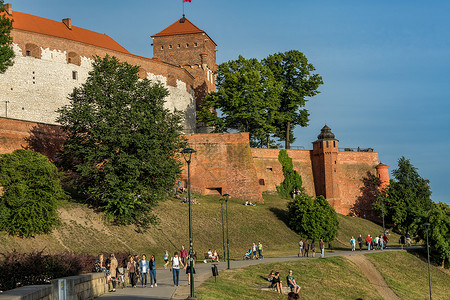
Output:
top-left (368, 243), bottom-right (371, 251)
top-left (172, 268), bottom-right (180, 285)
top-left (141, 273), bottom-right (147, 286)
top-left (149, 269), bottom-right (156, 285)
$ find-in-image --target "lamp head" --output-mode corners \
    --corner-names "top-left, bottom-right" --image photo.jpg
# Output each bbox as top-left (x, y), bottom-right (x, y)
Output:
top-left (180, 148), bottom-right (196, 163)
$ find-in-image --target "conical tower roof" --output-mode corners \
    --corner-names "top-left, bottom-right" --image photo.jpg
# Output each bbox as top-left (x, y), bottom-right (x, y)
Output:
top-left (151, 17), bottom-right (217, 45)
top-left (317, 125), bottom-right (336, 140)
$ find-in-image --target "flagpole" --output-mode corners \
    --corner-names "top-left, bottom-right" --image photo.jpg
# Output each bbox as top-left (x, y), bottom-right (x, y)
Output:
top-left (183, 0), bottom-right (185, 17)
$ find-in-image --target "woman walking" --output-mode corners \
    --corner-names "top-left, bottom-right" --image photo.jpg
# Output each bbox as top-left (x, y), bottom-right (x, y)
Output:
top-left (127, 256), bottom-right (138, 288)
top-left (149, 255), bottom-right (157, 287)
top-left (170, 252), bottom-right (184, 286)
top-left (139, 254), bottom-right (149, 287)
top-left (185, 255), bottom-right (195, 285)
top-left (164, 250), bottom-right (169, 269)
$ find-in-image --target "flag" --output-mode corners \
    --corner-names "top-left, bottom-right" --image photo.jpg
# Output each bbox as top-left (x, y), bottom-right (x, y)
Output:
top-left (183, 0), bottom-right (192, 3)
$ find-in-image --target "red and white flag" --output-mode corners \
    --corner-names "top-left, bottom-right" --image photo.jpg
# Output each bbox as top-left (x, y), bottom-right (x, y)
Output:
top-left (183, 0), bottom-right (192, 3)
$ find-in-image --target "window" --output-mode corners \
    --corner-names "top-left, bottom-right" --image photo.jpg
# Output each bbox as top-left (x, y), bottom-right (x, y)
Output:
top-left (194, 42), bottom-right (198, 47)
top-left (26, 50), bottom-right (31, 56)
top-left (161, 45), bottom-right (164, 50)
top-left (333, 141), bottom-right (336, 147)
top-left (169, 45), bottom-right (173, 49)
top-left (72, 71), bottom-right (78, 80)
top-left (259, 179), bottom-right (265, 185)
top-left (266, 167), bottom-right (273, 172)
top-left (326, 141), bottom-right (329, 147)
top-left (186, 43), bottom-right (189, 48)
top-left (177, 44), bottom-right (181, 48)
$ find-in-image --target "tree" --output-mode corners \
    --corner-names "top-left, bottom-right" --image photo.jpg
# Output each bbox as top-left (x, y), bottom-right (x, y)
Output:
top-left (423, 202), bottom-right (450, 268)
top-left (378, 157), bottom-right (433, 235)
top-left (0, 0), bottom-right (15, 73)
top-left (57, 55), bottom-right (186, 227)
top-left (263, 50), bottom-right (323, 149)
top-left (198, 55), bottom-right (281, 147)
top-left (276, 149), bottom-right (303, 198)
top-left (287, 193), bottom-right (339, 242)
top-left (0, 149), bottom-right (65, 237)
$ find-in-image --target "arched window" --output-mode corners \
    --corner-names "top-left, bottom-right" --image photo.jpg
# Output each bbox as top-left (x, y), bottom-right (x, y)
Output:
top-left (24, 43), bottom-right (41, 58)
top-left (67, 52), bottom-right (81, 66)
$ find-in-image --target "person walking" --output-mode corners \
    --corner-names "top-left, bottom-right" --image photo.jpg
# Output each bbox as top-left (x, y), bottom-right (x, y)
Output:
top-left (149, 255), bottom-right (157, 287)
top-left (180, 245), bottom-right (188, 265)
top-left (170, 252), bottom-right (184, 286)
top-left (319, 239), bottom-right (325, 258)
top-left (304, 239), bottom-right (309, 257)
top-left (185, 254), bottom-right (195, 285)
top-left (357, 234), bottom-right (363, 251)
top-left (298, 239), bottom-right (303, 257)
top-left (350, 236), bottom-right (356, 251)
top-left (311, 240), bottom-right (316, 258)
top-left (139, 254), bottom-right (149, 287)
top-left (366, 234), bottom-right (372, 251)
top-left (164, 250), bottom-right (169, 269)
top-left (109, 254), bottom-right (118, 292)
top-left (258, 241), bottom-right (264, 259)
top-left (127, 256), bottom-right (137, 288)
top-left (252, 242), bottom-right (257, 259)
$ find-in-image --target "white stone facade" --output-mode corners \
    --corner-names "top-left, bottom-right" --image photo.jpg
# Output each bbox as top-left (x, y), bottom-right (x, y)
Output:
top-left (0, 44), bottom-right (196, 133)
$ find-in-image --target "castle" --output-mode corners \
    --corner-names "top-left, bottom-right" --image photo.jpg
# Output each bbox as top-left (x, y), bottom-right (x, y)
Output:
top-left (0, 4), bottom-right (388, 215)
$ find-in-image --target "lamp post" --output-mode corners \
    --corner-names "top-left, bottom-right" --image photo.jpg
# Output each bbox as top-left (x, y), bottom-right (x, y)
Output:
top-left (180, 147), bottom-right (196, 299)
top-left (424, 222), bottom-right (432, 300)
top-left (219, 197), bottom-right (226, 263)
top-left (222, 193), bottom-right (231, 269)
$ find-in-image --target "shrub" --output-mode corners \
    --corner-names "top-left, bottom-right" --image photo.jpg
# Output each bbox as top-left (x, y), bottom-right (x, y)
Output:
top-left (276, 149), bottom-right (303, 198)
top-left (0, 150), bottom-right (67, 237)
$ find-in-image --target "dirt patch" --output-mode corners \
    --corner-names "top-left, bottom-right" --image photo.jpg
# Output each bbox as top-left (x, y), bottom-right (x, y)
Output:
top-left (346, 254), bottom-right (400, 300)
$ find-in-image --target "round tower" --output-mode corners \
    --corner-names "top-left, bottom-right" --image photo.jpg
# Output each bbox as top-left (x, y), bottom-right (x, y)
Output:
top-left (375, 163), bottom-right (390, 193)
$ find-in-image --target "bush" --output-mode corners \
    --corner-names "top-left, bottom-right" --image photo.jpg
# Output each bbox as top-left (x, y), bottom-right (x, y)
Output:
top-left (0, 250), bottom-right (131, 291)
top-left (0, 150), bottom-right (67, 237)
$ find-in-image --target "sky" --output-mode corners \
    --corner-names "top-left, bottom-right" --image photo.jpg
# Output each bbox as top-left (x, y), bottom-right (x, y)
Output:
top-left (9, 0), bottom-right (450, 204)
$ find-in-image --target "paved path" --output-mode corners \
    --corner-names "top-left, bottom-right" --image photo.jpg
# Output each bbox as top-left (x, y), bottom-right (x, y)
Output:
top-left (98, 248), bottom-right (409, 300)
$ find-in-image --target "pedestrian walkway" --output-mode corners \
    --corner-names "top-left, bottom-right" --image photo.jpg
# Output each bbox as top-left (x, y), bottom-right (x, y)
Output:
top-left (98, 248), bottom-right (410, 300)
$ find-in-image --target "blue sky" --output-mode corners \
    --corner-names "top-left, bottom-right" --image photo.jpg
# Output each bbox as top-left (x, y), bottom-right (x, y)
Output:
top-left (10, 0), bottom-right (450, 204)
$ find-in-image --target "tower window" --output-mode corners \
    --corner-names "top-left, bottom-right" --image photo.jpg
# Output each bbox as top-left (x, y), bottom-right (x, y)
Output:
top-left (161, 45), bottom-right (164, 50)
top-left (186, 43), bottom-right (189, 48)
top-left (194, 42), bottom-right (198, 47)
top-left (326, 141), bottom-right (329, 147)
top-left (169, 45), bottom-right (173, 49)
top-left (72, 71), bottom-right (78, 80)
top-left (333, 141), bottom-right (336, 147)
top-left (177, 44), bottom-right (181, 48)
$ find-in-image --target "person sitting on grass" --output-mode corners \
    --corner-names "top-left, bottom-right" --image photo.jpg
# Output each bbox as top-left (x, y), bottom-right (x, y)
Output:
top-left (286, 270), bottom-right (301, 294)
top-left (271, 272), bottom-right (283, 294)
top-left (267, 270), bottom-right (275, 282)
top-left (212, 250), bottom-right (220, 262)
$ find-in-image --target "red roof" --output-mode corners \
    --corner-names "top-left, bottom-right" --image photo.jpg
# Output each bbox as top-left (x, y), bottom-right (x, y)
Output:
top-left (151, 17), bottom-right (217, 45)
top-left (5, 10), bottom-right (130, 54)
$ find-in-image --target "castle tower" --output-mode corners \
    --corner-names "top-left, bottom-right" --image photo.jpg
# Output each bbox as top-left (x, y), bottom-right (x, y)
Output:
top-left (375, 163), bottom-right (390, 193)
top-left (151, 17), bottom-right (217, 117)
top-left (312, 125), bottom-right (341, 213)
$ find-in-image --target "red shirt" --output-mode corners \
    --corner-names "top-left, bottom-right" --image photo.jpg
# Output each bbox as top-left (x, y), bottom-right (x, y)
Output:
top-left (180, 248), bottom-right (188, 258)
top-left (366, 236), bottom-right (372, 243)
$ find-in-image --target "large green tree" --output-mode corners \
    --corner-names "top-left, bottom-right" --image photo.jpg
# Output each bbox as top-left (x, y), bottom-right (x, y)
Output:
top-left (263, 50), bottom-right (323, 149)
top-left (0, 149), bottom-right (65, 237)
top-left (287, 193), bottom-right (339, 242)
top-left (425, 202), bottom-right (450, 267)
top-left (198, 55), bottom-right (281, 147)
top-left (377, 157), bottom-right (433, 235)
top-left (0, 0), bottom-right (14, 73)
top-left (57, 55), bottom-right (186, 227)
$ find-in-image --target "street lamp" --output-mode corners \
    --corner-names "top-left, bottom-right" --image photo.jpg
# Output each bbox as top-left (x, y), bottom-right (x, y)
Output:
top-left (219, 197), bottom-right (226, 264)
top-left (222, 193), bottom-right (231, 269)
top-left (424, 222), bottom-right (432, 300)
top-left (180, 147), bottom-right (196, 299)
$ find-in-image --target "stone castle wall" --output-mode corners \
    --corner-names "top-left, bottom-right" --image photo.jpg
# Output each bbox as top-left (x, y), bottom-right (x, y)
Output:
top-left (0, 29), bottom-right (197, 132)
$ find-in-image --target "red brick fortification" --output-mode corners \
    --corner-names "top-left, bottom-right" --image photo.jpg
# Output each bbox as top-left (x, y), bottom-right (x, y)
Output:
top-left (251, 148), bottom-right (316, 197)
top-left (183, 132), bottom-right (263, 203)
top-left (0, 118), bottom-right (35, 153)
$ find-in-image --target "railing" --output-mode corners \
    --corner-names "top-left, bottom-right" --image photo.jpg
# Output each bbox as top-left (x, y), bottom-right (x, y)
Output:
top-left (339, 147), bottom-right (374, 152)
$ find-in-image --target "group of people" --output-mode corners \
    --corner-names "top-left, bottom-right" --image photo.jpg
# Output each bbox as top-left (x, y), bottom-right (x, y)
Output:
top-left (205, 249), bottom-right (220, 262)
top-left (93, 253), bottom-right (119, 292)
top-left (351, 234), bottom-right (388, 251)
top-left (267, 269), bottom-right (301, 295)
top-left (126, 254), bottom-right (158, 288)
top-left (298, 239), bottom-right (325, 258)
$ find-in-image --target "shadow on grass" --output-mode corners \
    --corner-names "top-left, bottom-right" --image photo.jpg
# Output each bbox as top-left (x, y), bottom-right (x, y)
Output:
top-left (269, 207), bottom-right (290, 227)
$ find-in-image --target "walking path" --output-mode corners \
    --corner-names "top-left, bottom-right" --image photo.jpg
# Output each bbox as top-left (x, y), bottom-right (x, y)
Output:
top-left (98, 248), bottom-right (409, 300)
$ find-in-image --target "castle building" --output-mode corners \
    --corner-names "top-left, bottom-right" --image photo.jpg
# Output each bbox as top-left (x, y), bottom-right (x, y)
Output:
top-left (0, 4), bottom-right (388, 215)
top-left (0, 3), bottom-right (215, 134)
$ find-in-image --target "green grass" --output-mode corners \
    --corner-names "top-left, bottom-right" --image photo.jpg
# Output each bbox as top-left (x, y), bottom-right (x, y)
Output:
top-left (0, 192), bottom-right (400, 261)
top-left (196, 257), bottom-right (382, 300)
top-left (366, 251), bottom-right (450, 299)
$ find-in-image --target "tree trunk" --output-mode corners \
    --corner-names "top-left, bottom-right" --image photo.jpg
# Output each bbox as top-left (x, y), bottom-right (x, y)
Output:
top-left (285, 121), bottom-right (290, 149)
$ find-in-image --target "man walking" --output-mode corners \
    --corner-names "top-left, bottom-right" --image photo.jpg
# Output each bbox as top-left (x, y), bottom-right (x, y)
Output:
top-left (366, 234), bottom-right (372, 251)
top-left (298, 239), bottom-right (304, 257)
top-left (257, 241), bottom-right (264, 259)
top-left (304, 239), bottom-right (309, 257)
top-left (357, 234), bottom-right (363, 251)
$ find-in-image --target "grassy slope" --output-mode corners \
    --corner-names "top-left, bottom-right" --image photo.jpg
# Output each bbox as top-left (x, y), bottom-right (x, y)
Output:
top-left (366, 251), bottom-right (450, 299)
top-left (0, 193), bottom-right (398, 260)
top-left (196, 256), bottom-right (381, 300)
top-left (196, 252), bottom-right (450, 300)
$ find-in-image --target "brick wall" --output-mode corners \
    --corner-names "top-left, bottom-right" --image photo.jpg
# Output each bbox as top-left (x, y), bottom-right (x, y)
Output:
top-left (184, 132), bottom-right (263, 202)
